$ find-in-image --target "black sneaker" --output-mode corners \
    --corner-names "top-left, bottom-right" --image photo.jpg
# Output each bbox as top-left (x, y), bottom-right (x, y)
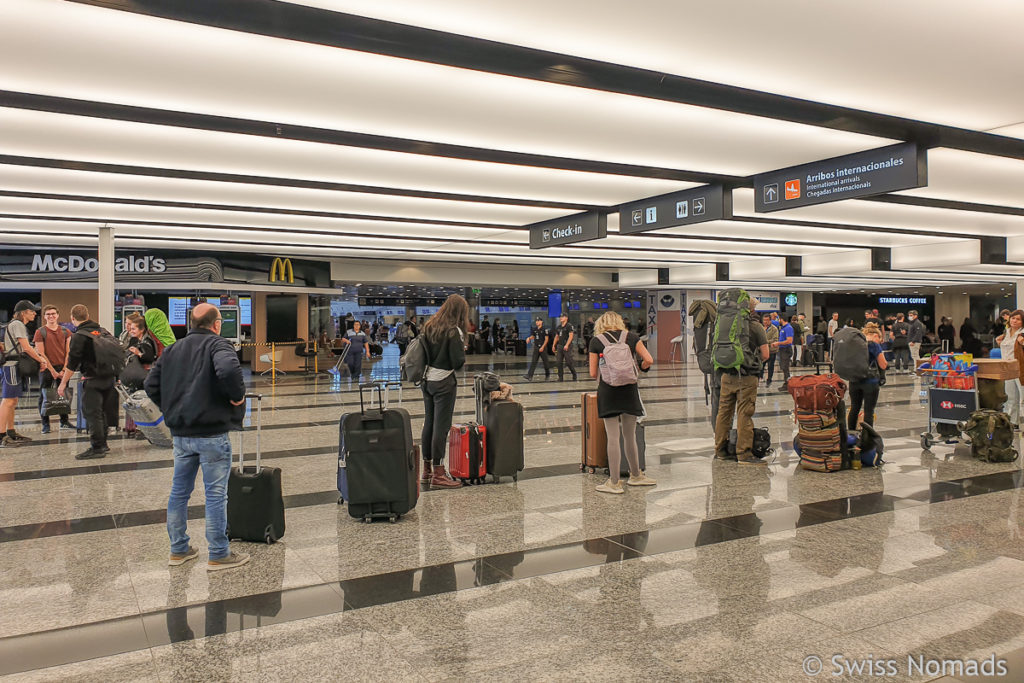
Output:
top-left (59, 420), bottom-right (74, 430)
top-left (75, 446), bottom-right (110, 460)
top-left (522, 375), bottom-right (533, 381)
top-left (9, 431), bottom-right (32, 442)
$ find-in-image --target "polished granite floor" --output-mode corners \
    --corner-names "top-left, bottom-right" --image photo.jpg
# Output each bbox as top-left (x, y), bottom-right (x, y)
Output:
top-left (2, 345), bottom-right (1024, 682)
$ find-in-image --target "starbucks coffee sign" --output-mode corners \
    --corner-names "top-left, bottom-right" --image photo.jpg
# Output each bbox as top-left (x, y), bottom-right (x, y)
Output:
top-left (31, 254), bottom-right (167, 273)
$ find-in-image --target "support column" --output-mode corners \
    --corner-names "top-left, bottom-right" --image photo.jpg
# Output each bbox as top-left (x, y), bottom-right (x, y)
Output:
top-left (1016, 280), bottom-right (1024, 313)
top-left (98, 225), bottom-right (115, 331)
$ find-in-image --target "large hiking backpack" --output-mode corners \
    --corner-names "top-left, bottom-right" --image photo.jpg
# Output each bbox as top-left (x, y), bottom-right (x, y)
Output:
top-left (712, 289), bottom-right (757, 373)
top-left (832, 327), bottom-right (869, 382)
top-left (688, 299), bottom-right (717, 376)
top-left (598, 331), bottom-right (638, 386)
top-left (78, 327), bottom-right (127, 378)
top-left (962, 410), bottom-right (1019, 463)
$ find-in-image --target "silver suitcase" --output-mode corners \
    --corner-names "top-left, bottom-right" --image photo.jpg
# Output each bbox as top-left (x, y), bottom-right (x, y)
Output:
top-left (117, 384), bottom-right (174, 448)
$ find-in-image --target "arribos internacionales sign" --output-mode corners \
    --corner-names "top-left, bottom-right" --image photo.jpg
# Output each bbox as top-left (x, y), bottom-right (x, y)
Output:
top-left (753, 142), bottom-right (926, 212)
top-left (528, 211), bottom-right (607, 249)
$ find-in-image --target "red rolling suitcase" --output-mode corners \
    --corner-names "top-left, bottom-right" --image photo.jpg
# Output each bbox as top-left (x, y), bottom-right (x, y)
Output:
top-left (447, 423), bottom-right (487, 484)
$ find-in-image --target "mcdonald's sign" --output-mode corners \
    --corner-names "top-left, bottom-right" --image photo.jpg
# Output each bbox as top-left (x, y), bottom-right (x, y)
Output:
top-left (269, 257), bottom-right (294, 284)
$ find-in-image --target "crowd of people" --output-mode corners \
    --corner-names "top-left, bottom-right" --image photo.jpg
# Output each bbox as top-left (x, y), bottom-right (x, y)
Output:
top-left (4, 293), bottom-right (1021, 572)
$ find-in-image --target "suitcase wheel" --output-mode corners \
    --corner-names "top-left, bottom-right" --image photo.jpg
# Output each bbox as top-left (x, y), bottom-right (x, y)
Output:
top-left (337, 496), bottom-right (344, 505)
top-left (263, 525), bottom-right (278, 544)
top-left (389, 515), bottom-right (398, 524)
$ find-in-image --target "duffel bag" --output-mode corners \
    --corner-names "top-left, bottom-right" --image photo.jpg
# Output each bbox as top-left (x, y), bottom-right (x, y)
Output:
top-left (787, 374), bottom-right (847, 413)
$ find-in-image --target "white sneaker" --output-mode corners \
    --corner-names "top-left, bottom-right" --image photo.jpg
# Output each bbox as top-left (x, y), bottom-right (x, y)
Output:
top-left (596, 479), bottom-right (624, 494)
top-left (627, 473), bottom-right (657, 486)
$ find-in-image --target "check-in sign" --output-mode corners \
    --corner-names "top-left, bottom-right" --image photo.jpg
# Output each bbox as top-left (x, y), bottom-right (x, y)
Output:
top-left (754, 142), bottom-right (926, 212)
top-left (618, 185), bottom-right (730, 235)
top-left (529, 211), bottom-right (607, 249)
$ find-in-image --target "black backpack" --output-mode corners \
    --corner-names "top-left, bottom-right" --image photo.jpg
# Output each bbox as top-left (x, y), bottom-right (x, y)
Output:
top-left (77, 327), bottom-right (127, 378)
top-left (832, 327), bottom-right (869, 382)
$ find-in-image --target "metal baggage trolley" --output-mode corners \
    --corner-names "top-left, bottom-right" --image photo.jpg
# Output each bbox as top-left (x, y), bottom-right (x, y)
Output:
top-left (918, 368), bottom-right (979, 450)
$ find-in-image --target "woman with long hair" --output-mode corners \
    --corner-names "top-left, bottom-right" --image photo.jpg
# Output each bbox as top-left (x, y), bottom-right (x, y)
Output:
top-left (588, 311), bottom-right (655, 494)
top-left (996, 309), bottom-right (1024, 428)
top-left (420, 294), bottom-right (470, 488)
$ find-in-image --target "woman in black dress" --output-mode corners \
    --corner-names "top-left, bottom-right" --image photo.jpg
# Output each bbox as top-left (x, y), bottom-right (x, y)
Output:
top-left (588, 312), bottom-right (655, 494)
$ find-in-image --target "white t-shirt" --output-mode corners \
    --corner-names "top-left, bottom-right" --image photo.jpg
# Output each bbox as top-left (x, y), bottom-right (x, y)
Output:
top-left (827, 319), bottom-right (839, 337)
top-left (1000, 327), bottom-right (1021, 360)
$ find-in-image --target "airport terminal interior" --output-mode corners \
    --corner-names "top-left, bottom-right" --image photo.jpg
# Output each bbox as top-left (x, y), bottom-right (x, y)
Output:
top-left (2, 1), bottom-right (1024, 681)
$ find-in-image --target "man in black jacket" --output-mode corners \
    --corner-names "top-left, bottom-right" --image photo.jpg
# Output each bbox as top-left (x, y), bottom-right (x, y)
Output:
top-left (145, 303), bottom-right (249, 571)
top-left (56, 304), bottom-right (118, 460)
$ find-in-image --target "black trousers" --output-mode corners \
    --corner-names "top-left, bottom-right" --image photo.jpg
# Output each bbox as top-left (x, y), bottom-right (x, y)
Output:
top-left (762, 354), bottom-right (776, 384)
top-left (555, 345), bottom-right (577, 380)
top-left (848, 380), bottom-right (880, 430)
top-left (525, 347), bottom-right (551, 379)
top-left (83, 377), bottom-right (117, 448)
top-left (421, 374), bottom-right (457, 466)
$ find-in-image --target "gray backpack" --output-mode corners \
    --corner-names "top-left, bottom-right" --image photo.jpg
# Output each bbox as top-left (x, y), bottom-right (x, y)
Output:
top-left (832, 327), bottom-right (869, 382)
top-left (598, 331), bottom-right (638, 386)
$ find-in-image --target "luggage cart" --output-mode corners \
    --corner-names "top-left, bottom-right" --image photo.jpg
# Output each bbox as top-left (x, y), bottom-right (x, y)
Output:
top-left (918, 368), bottom-right (979, 450)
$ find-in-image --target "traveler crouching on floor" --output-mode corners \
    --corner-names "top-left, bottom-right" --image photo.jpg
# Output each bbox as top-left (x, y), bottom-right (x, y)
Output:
top-left (145, 303), bottom-right (249, 571)
top-left (419, 294), bottom-right (469, 489)
top-left (848, 323), bottom-right (888, 431)
top-left (588, 311), bottom-right (655, 494)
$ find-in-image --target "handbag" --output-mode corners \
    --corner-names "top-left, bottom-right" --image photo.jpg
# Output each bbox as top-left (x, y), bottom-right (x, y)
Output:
top-left (4, 326), bottom-right (39, 377)
top-left (120, 354), bottom-right (149, 390)
top-left (43, 386), bottom-right (72, 417)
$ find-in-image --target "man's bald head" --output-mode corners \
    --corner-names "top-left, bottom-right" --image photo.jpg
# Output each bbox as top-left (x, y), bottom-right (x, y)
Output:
top-left (192, 303), bottom-right (221, 329)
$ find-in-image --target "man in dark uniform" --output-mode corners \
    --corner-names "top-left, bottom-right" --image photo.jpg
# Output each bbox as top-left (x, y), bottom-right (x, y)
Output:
top-left (553, 313), bottom-right (578, 381)
top-left (523, 318), bottom-right (551, 381)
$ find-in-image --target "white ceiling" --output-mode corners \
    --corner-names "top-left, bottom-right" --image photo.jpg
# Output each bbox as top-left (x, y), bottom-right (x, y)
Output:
top-left (0, 0), bottom-right (1021, 291)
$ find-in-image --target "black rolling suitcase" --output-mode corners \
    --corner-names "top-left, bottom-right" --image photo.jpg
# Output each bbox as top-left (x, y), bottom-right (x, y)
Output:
top-left (514, 339), bottom-right (527, 356)
top-left (476, 374), bottom-right (525, 482)
top-left (227, 393), bottom-right (286, 544)
top-left (338, 383), bottom-right (419, 523)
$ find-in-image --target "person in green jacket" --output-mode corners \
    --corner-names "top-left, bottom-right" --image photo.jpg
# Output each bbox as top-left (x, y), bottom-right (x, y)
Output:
top-left (144, 309), bottom-right (176, 348)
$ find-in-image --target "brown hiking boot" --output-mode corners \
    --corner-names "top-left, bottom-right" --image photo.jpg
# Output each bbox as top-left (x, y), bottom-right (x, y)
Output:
top-left (420, 459), bottom-right (432, 484)
top-left (430, 465), bottom-right (462, 488)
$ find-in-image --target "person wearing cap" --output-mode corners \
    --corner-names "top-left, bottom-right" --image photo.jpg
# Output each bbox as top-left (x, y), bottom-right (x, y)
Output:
top-left (522, 317), bottom-right (552, 381)
top-left (1, 300), bottom-right (49, 447)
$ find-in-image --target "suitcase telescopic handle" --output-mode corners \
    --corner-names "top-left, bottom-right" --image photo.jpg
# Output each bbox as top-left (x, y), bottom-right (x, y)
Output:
top-left (238, 392), bottom-right (263, 474)
top-left (359, 382), bottom-right (385, 415)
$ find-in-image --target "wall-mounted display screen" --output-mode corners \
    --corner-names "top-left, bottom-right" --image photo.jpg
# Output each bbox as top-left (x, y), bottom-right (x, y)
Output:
top-left (168, 296), bottom-right (250, 325)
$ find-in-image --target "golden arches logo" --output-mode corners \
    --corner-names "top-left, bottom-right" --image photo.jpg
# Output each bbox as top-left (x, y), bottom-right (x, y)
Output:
top-left (269, 257), bottom-right (294, 283)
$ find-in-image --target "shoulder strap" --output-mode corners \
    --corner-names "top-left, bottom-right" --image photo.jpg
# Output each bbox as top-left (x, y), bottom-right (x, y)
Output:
top-left (619, 330), bottom-right (628, 344)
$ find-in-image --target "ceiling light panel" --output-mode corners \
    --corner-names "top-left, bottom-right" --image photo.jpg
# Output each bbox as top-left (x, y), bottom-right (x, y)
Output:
top-left (0, 196), bottom-right (525, 241)
top-left (651, 219), bottom-right (946, 248)
top-left (2, 0), bottom-right (891, 175)
top-left (0, 108), bottom-right (686, 207)
top-left (287, 0), bottom-right (1024, 131)
top-left (732, 188), bottom-right (1024, 238)
top-left (897, 149), bottom-right (1024, 210)
top-left (0, 165), bottom-right (564, 226)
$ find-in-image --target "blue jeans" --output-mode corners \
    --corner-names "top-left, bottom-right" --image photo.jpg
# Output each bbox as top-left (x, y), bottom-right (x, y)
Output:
top-left (167, 433), bottom-right (232, 560)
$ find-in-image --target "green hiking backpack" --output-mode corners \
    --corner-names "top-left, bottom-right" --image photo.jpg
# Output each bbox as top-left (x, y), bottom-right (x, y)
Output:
top-left (962, 410), bottom-right (1019, 463)
top-left (712, 288), bottom-right (757, 374)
